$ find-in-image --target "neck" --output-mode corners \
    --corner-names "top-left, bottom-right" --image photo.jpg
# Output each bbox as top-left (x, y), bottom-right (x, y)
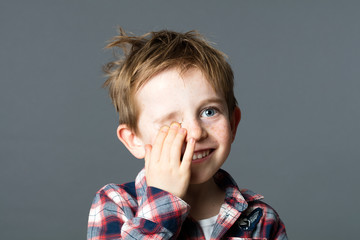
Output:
top-left (184, 178), bottom-right (216, 200)
top-left (183, 177), bottom-right (225, 220)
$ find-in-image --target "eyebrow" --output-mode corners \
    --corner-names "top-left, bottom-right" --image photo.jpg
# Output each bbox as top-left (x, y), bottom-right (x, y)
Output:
top-left (153, 97), bottom-right (226, 125)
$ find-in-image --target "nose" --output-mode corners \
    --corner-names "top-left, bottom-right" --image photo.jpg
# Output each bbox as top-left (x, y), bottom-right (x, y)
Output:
top-left (182, 118), bottom-right (207, 142)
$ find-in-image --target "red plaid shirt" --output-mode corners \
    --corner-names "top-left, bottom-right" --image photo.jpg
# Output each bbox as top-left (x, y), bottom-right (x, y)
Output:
top-left (87, 169), bottom-right (287, 239)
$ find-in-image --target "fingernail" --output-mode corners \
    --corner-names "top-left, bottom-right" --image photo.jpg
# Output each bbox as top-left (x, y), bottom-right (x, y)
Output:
top-left (161, 126), bottom-right (169, 132)
top-left (189, 138), bottom-right (195, 144)
top-left (170, 122), bottom-right (180, 129)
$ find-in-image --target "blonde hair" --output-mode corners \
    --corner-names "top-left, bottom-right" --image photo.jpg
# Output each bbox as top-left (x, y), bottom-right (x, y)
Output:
top-left (103, 28), bottom-right (237, 133)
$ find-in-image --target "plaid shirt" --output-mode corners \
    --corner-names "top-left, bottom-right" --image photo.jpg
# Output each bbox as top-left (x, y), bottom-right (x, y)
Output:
top-left (87, 169), bottom-right (287, 239)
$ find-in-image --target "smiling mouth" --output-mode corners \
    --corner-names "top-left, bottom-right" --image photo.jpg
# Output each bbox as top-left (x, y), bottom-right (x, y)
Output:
top-left (192, 149), bottom-right (211, 160)
top-left (180, 147), bottom-right (214, 161)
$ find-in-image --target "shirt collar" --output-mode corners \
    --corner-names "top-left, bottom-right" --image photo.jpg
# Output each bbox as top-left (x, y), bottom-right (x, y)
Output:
top-left (134, 168), bottom-right (147, 203)
top-left (214, 169), bottom-right (263, 212)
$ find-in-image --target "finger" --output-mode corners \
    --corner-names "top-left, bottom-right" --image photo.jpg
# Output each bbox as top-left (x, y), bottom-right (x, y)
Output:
top-left (151, 126), bottom-right (169, 163)
top-left (170, 127), bottom-right (187, 167)
top-left (161, 122), bottom-right (181, 163)
top-left (180, 138), bottom-right (196, 170)
top-left (144, 144), bottom-right (152, 171)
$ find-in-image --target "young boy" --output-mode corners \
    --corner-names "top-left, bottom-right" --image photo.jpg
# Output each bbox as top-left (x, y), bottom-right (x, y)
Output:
top-left (87, 29), bottom-right (287, 240)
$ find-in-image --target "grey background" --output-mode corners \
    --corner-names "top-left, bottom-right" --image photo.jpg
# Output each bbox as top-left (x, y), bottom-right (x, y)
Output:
top-left (1, 1), bottom-right (359, 239)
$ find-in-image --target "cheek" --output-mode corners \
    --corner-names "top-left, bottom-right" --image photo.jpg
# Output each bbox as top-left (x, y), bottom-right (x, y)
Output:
top-left (145, 130), bottom-right (158, 145)
top-left (208, 120), bottom-right (232, 143)
top-left (137, 123), bottom-right (158, 145)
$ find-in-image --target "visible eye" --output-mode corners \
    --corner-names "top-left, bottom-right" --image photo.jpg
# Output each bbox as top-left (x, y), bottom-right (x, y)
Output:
top-left (201, 107), bottom-right (217, 117)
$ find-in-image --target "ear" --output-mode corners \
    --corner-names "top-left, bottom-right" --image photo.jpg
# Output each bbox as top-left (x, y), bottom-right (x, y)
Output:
top-left (116, 124), bottom-right (145, 159)
top-left (230, 106), bottom-right (241, 142)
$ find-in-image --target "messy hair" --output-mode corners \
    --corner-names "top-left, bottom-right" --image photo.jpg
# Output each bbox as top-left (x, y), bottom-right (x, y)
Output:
top-left (103, 28), bottom-right (237, 134)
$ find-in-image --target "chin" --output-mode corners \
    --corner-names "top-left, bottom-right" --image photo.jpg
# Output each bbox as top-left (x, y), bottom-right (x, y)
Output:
top-left (189, 167), bottom-right (218, 185)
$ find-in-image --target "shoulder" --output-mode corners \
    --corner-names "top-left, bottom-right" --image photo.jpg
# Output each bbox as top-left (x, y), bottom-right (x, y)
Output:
top-left (90, 181), bottom-right (138, 212)
top-left (87, 182), bottom-right (140, 238)
top-left (97, 181), bottom-right (137, 199)
top-left (239, 190), bottom-right (287, 239)
top-left (88, 182), bottom-right (139, 226)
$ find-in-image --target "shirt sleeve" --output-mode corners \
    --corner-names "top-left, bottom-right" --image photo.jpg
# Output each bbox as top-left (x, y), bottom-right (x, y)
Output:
top-left (87, 184), bottom-right (190, 240)
top-left (269, 214), bottom-right (287, 240)
top-left (259, 202), bottom-right (288, 240)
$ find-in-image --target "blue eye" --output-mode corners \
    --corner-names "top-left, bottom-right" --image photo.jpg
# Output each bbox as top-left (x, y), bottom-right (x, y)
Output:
top-left (201, 108), bottom-right (217, 117)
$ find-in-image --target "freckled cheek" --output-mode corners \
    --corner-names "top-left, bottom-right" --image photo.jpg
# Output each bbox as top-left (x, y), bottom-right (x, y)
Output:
top-left (206, 121), bottom-right (232, 142)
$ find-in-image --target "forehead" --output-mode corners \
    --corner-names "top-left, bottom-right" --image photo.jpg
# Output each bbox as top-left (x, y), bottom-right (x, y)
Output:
top-left (135, 68), bottom-right (225, 117)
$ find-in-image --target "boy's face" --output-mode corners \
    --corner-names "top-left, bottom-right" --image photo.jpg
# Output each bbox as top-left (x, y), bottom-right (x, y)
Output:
top-left (135, 67), bottom-right (240, 184)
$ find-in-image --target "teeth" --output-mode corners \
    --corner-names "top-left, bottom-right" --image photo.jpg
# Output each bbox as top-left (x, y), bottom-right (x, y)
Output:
top-left (192, 150), bottom-right (210, 160)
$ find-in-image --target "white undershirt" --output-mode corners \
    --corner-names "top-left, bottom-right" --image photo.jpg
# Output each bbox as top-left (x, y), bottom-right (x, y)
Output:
top-left (197, 214), bottom-right (218, 240)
